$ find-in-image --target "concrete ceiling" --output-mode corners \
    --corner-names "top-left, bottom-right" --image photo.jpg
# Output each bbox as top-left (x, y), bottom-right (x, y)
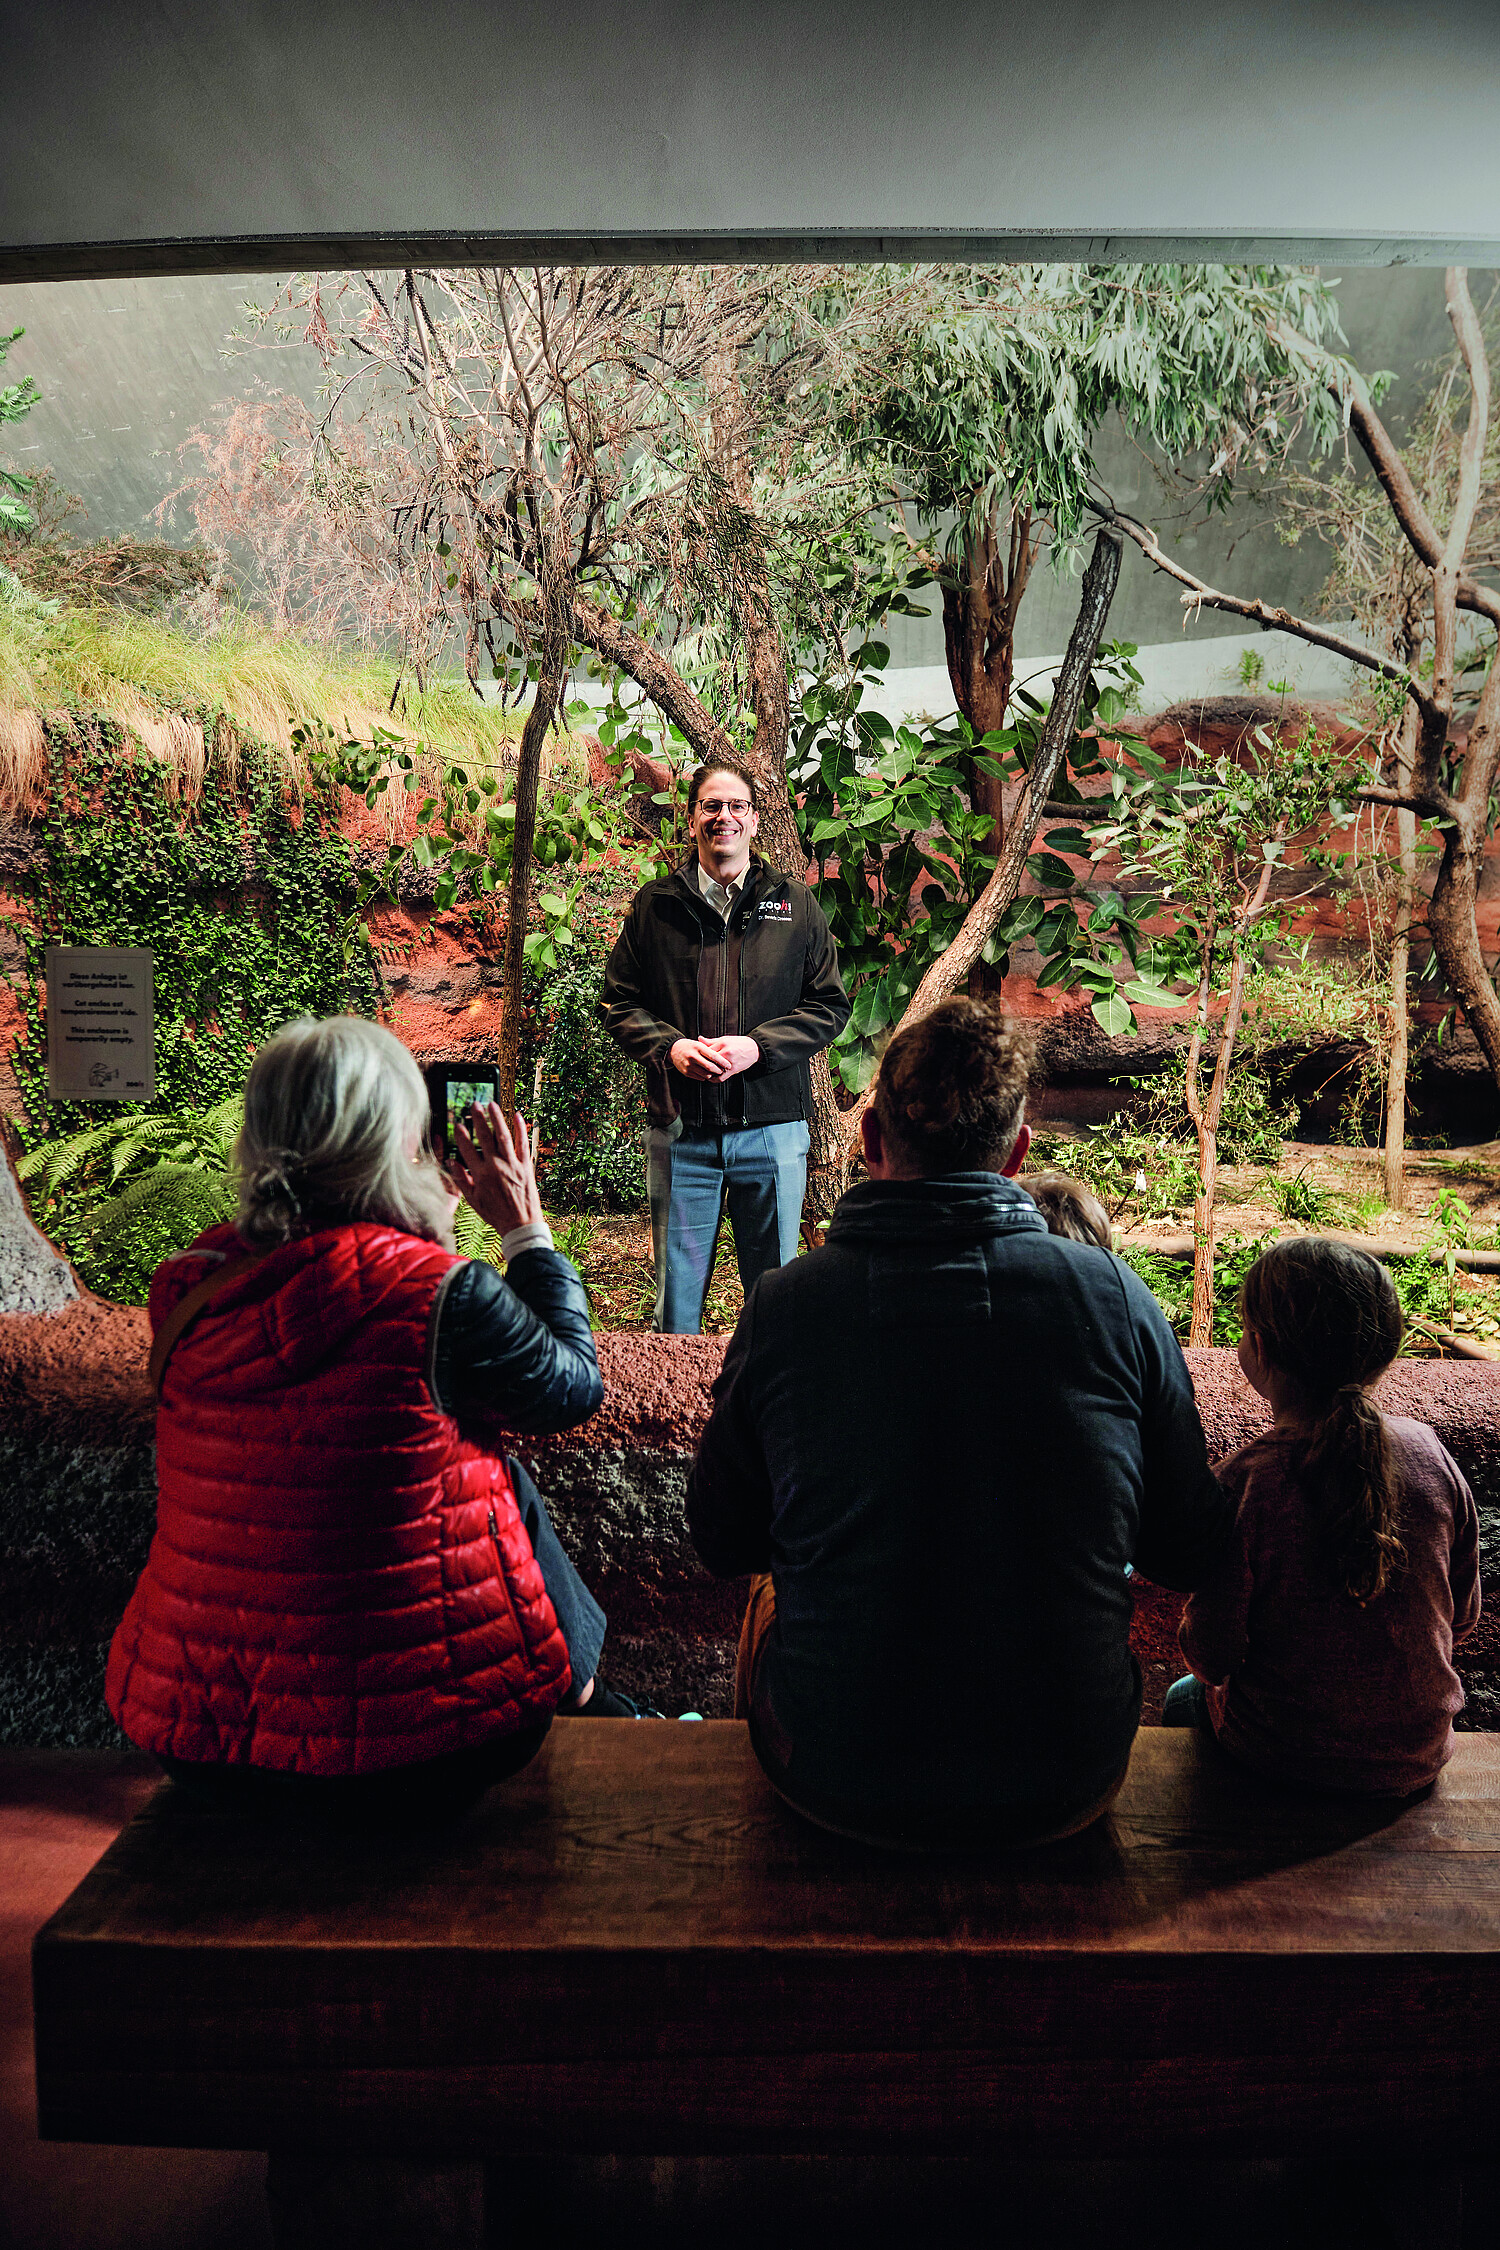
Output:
top-left (2, 1), bottom-right (1498, 281)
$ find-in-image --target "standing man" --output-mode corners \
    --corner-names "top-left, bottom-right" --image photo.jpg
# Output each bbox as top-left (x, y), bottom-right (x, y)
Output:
top-left (600, 754), bottom-right (849, 1334)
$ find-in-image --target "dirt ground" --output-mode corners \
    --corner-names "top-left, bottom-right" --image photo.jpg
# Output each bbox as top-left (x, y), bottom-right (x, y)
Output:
top-left (563, 1139), bottom-right (1500, 1349)
top-left (572, 1215), bottom-right (746, 1335)
top-left (1146, 1140), bottom-right (1500, 1249)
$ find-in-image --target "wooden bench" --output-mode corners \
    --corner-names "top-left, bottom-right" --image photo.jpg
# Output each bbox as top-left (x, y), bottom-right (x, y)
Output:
top-left (32, 1723), bottom-right (1500, 2245)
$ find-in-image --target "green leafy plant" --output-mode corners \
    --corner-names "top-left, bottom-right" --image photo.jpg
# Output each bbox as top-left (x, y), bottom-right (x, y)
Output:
top-left (1346, 1187), bottom-right (1388, 1231)
top-left (793, 639), bottom-right (1148, 1092)
top-left (0, 326), bottom-right (41, 535)
top-left (303, 711), bottom-right (638, 967)
top-left (1020, 714), bottom-right (1361, 1340)
top-left (17, 1091), bottom-right (243, 1301)
top-left (1427, 1188), bottom-right (1473, 1329)
top-left (1118, 1233), bottom-right (1264, 1348)
top-left (518, 885), bottom-right (648, 1213)
top-left (1266, 1164), bottom-right (1333, 1228)
top-left (1028, 1123), bottom-right (1198, 1224)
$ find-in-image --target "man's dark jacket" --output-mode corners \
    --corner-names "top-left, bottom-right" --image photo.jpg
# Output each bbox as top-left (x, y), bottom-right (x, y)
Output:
top-left (686, 1173), bottom-right (1234, 1835)
top-left (599, 854), bottom-right (849, 1130)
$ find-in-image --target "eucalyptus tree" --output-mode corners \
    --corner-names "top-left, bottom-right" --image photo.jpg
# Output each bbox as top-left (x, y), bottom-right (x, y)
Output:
top-left (241, 262), bottom-right (932, 1163)
top-left (1, 325), bottom-right (40, 534)
top-left (1052, 716), bottom-right (1357, 1343)
top-left (1274, 286), bottom-right (1500, 1204)
top-left (844, 264), bottom-right (1355, 859)
top-left (1092, 269), bottom-right (1500, 1141)
top-left (271, 265), bottom-right (866, 1108)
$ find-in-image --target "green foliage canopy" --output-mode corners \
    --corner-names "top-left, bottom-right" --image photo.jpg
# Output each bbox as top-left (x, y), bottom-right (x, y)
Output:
top-left (0, 326), bottom-right (40, 536)
top-left (845, 265), bottom-right (1360, 558)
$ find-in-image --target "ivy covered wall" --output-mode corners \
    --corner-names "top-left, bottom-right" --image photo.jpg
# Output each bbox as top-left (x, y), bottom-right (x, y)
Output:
top-left (0, 712), bottom-right (381, 1292)
top-left (0, 713), bottom-right (648, 1300)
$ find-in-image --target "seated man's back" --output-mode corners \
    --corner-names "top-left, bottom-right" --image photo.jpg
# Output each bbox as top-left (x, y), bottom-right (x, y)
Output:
top-left (686, 1001), bottom-right (1234, 1847)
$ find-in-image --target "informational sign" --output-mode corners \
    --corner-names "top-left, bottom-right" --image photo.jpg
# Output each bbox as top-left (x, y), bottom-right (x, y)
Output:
top-left (44, 946), bottom-right (155, 1102)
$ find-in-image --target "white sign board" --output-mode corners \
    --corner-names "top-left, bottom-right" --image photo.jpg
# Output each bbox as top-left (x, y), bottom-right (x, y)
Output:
top-left (45, 946), bottom-right (155, 1102)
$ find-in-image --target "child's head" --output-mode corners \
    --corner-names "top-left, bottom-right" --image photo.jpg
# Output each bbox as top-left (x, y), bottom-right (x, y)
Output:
top-left (1023, 1171), bottom-right (1112, 1249)
top-left (1238, 1238), bottom-right (1405, 1603)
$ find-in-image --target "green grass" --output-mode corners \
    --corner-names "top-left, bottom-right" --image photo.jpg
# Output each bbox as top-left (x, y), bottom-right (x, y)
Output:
top-left (0, 571), bottom-right (590, 798)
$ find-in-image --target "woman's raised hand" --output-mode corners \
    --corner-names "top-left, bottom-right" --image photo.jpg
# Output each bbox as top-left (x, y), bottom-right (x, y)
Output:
top-left (451, 1104), bottom-right (544, 1237)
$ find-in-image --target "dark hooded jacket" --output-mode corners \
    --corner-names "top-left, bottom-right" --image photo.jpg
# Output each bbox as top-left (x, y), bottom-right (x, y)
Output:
top-left (599, 853), bottom-right (849, 1130)
top-left (686, 1172), bottom-right (1234, 1835)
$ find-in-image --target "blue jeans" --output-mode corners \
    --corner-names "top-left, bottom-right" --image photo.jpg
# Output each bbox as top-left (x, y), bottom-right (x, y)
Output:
top-left (646, 1120), bottom-right (810, 1334)
top-left (508, 1455), bottom-right (606, 1690)
top-left (1162, 1673), bottom-right (1211, 1727)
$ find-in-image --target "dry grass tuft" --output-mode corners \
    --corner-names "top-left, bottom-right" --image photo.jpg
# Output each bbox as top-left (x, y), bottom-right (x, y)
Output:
top-left (0, 591), bottom-right (590, 815)
top-left (0, 705), bottom-right (48, 812)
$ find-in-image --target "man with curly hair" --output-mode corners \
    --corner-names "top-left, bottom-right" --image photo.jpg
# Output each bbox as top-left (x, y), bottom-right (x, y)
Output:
top-left (687, 997), bottom-right (1234, 1849)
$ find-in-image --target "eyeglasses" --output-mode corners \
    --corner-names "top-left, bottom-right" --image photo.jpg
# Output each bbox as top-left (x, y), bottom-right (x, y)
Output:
top-left (698, 799), bottom-right (753, 818)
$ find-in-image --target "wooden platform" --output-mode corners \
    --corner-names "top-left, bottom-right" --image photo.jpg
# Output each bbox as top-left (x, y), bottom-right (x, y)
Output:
top-left (32, 1723), bottom-right (1500, 2161)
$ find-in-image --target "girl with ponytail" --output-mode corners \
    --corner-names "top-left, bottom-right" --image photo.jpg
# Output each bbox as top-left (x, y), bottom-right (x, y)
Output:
top-left (1166, 1237), bottom-right (1481, 1795)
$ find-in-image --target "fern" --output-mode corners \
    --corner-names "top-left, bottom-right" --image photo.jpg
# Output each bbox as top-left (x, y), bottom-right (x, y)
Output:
top-left (66, 1160), bottom-right (237, 1300)
top-left (452, 1200), bottom-right (506, 1270)
top-left (19, 1090), bottom-right (245, 1302)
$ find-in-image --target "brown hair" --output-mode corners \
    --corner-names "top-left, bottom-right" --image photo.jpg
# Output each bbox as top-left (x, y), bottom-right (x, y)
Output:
top-left (871, 999), bottom-right (1032, 1175)
top-left (687, 755), bottom-right (759, 817)
top-left (1239, 1237), bottom-right (1406, 1604)
top-left (1024, 1171), bottom-right (1111, 1248)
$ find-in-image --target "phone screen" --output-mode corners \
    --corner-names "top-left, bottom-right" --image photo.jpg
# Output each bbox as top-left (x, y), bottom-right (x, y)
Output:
top-left (445, 1078), bottom-right (496, 1155)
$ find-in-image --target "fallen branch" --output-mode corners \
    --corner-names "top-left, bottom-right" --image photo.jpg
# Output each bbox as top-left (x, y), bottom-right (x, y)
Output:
top-left (1406, 1316), bottom-right (1500, 1363)
top-left (1116, 1229), bottom-right (1500, 1274)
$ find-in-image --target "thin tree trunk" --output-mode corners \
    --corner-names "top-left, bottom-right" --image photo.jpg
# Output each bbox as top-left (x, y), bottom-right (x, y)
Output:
top-left (1182, 958), bottom-right (1214, 1349)
top-left (842, 528), bottom-right (1122, 1151)
top-left (943, 514), bottom-right (1010, 849)
top-left (1384, 703), bottom-right (1419, 1210)
top-left (705, 348), bottom-right (845, 1213)
top-left (498, 602), bottom-right (570, 1116)
top-left (1427, 644), bottom-right (1500, 1082)
top-left (1187, 857), bottom-right (1278, 1347)
top-left (944, 505), bottom-right (1037, 1006)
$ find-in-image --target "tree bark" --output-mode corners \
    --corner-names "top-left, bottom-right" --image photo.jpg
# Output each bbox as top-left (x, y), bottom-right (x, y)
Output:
top-left (841, 528), bottom-right (1123, 1150)
top-left (941, 504), bottom-right (1037, 962)
top-left (576, 455), bottom-right (850, 1205)
top-left (1185, 849), bottom-right (1276, 1348)
top-left (1420, 272), bottom-right (1500, 1087)
top-left (1089, 272), bottom-right (1500, 1110)
top-left (569, 593), bottom-right (737, 771)
top-left (497, 593), bottom-right (570, 1116)
top-left (1384, 703), bottom-right (1419, 1211)
top-left (1181, 952), bottom-right (1215, 1349)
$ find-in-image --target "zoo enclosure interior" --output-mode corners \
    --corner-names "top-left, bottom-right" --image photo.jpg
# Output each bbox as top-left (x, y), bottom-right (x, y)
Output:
top-left (3, 0), bottom-right (1500, 1736)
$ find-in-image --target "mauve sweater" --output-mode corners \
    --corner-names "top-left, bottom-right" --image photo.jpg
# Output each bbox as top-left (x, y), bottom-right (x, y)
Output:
top-left (1180, 1416), bottom-right (1481, 1796)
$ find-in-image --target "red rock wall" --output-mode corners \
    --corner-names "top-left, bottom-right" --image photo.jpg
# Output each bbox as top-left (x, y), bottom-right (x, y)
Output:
top-left (5, 702), bottom-right (1500, 1130)
top-left (2, 1297), bottom-right (1496, 1739)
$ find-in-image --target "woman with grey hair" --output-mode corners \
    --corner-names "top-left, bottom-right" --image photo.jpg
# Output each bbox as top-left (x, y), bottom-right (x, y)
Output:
top-left (106, 1015), bottom-right (652, 1826)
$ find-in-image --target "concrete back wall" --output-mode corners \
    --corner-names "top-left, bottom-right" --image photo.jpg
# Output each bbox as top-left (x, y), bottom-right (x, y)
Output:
top-left (0, 264), bottom-right (1489, 667)
top-left (2, 1300), bottom-right (1497, 1743)
top-left (4, 2), bottom-right (1500, 276)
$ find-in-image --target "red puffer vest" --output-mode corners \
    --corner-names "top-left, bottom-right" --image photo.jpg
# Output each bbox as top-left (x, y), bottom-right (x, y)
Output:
top-left (106, 1220), bottom-right (571, 1774)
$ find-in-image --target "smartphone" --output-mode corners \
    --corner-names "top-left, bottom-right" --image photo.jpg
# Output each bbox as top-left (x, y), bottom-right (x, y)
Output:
top-left (424, 1063), bottom-right (503, 1164)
